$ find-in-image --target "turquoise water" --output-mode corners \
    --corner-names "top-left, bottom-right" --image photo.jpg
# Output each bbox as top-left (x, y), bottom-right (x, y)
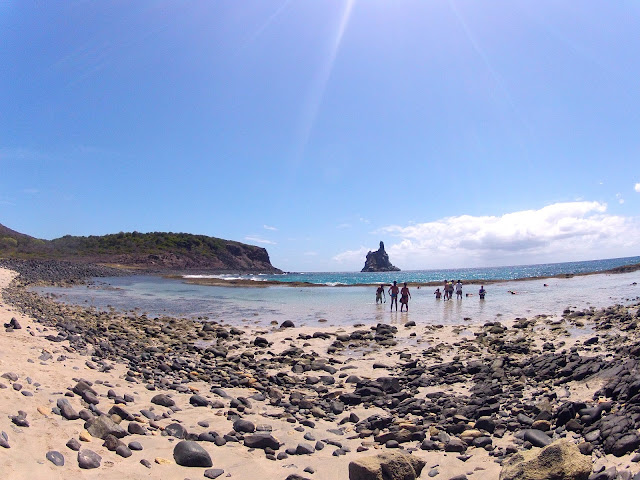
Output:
top-left (34, 257), bottom-right (640, 328)
top-left (185, 256), bottom-right (640, 285)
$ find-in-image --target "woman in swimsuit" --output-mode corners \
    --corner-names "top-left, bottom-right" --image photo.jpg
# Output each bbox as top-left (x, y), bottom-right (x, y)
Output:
top-left (400, 282), bottom-right (411, 312)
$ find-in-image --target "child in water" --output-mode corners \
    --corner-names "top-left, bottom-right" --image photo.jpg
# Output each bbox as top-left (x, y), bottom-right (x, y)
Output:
top-left (434, 288), bottom-right (441, 299)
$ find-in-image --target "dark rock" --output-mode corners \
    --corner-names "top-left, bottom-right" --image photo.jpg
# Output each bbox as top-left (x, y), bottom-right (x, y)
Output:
top-left (163, 423), bottom-right (187, 439)
top-left (77, 449), bottom-right (102, 469)
top-left (523, 429), bottom-right (552, 447)
top-left (205, 468), bottom-right (225, 479)
top-left (129, 441), bottom-right (143, 451)
top-left (150, 393), bottom-right (175, 407)
top-left (348, 451), bottom-right (425, 480)
top-left (244, 433), bottom-right (280, 450)
top-left (57, 398), bottom-right (80, 420)
top-left (189, 394), bottom-right (210, 407)
top-left (66, 438), bottom-right (81, 451)
top-left (172, 440), bottom-right (213, 467)
top-left (361, 241), bottom-right (400, 272)
top-left (233, 419), bottom-right (256, 433)
top-left (46, 450), bottom-right (65, 466)
top-left (86, 415), bottom-right (127, 439)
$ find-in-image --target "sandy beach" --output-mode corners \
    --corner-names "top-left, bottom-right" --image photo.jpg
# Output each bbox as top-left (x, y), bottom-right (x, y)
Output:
top-left (2, 264), bottom-right (640, 479)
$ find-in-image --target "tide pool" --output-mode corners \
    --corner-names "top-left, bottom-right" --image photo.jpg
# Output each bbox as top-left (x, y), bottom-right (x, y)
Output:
top-left (34, 269), bottom-right (640, 328)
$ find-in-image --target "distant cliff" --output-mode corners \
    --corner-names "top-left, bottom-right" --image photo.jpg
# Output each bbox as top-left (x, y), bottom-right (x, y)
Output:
top-left (361, 241), bottom-right (400, 272)
top-left (0, 223), bottom-right (281, 273)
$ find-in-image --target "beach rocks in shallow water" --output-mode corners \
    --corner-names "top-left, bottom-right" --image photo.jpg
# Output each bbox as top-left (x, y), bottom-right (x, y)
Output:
top-left (173, 440), bottom-right (212, 467)
top-left (77, 449), bottom-right (102, 469)
top-left (348, 451), bottom-right (425, 480)
top-left (499, 440), bottom-right (591, 480)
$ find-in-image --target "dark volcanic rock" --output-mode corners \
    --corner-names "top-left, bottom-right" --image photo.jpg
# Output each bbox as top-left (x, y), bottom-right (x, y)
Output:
top-left (173, 440), bottom-right (213, 467)
top-left (46, 450), bottom-right (65, 466)
top-left (77, 449), bottom-right (102, 469)
top-left (361, 241), bottom-right (400, 272)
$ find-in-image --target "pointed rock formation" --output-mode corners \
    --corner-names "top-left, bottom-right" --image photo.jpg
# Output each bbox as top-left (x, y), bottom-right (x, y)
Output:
top-left (361, 242), bottom-right (400, 272)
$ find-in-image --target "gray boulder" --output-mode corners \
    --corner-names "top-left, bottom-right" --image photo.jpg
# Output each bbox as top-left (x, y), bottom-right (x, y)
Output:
top-left (86, 415), bottom-right (127, 439)
top-left (349, 451), bottom-right (425, 480)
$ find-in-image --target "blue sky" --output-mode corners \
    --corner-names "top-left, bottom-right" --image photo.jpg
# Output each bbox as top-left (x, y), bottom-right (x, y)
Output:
top-left (1, 1), bottom-right (639, 271)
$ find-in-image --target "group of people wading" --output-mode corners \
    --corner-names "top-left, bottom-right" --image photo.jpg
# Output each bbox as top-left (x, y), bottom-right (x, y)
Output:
top-left (376, 280), bottom-right (487, 312)
top-left (376, 281), bottom-right (411, 312)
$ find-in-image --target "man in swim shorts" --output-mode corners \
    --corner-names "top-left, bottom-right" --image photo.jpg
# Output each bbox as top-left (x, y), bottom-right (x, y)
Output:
top-left (388, 281), bottom-right (399, 311)
top-left (479, 285), bottom-right (486, 299)
top-left (400, 282), bottom-right (411, 312)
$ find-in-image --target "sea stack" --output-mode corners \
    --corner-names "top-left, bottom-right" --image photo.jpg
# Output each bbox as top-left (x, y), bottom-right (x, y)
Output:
top-left (361, 241), bottom-right (400, 272)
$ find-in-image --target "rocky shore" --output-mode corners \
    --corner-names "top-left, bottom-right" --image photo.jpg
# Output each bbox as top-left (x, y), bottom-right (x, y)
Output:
top-left (1, 261), bottom-right (640, 479)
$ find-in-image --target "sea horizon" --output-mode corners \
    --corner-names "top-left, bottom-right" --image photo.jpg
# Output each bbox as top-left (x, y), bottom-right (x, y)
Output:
top-left (182, 255), bottom-right (640, 286)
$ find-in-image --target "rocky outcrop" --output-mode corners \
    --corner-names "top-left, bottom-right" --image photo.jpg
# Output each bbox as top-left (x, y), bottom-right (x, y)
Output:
top-left (349, 451), bottom-right (425, 480)
top-left (361, 242), bottom-right (400, 272)
top-left (499, 439), bottom-right (591, 480)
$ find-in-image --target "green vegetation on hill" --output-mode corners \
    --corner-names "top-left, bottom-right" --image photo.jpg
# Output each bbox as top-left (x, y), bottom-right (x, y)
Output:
top-left (0, 224), bottom-right (279, 272)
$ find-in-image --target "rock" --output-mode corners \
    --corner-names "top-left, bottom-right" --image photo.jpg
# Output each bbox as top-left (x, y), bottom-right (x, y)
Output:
top-left (57, 398), bottom-right (80, 420)
top-left (66, 438), bottom-right (81, 451)
top-left (189, 394), bottom-right (210, 407)
top-left (280, 320), bottom-right (295, 328)
top-left (233, 419), bottom-right (256, 433)
top-left (86, 415), bottom-right (127, 439)
top-left (150, 393), bottom-right (175, 407)
top-left (129, 441), bottom-right (143, 451)
top-left (361, 241), bottom-right (400, 272)
top-left (46, 450), bottom-right (64, 466)
top-left (77, 449), bottom-right (102, 469)
top-left (348, 451), bottom-right (425, 480)
top-left (163, 423), bottom-right (187, 439)
top-left (523, 429), bottom-right (552, 447)
top-left (204, 468), bottom-right (225, 479)
top-left (173, 440), bottom-right (213, 467)
top-left (116, 444), bottom-right (132, 458)
top-left (499, 439), bottom-right (591, 480)
top-left (244, 433), bottom-right (281, 450)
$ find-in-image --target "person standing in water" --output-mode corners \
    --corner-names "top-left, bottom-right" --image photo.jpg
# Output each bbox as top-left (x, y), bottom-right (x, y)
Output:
top-left (376, 284), bottom-right (386, 304)
top-left (479, 286), bottom-right (486, 299)
top-left (388, 281), bottom-right (399, 311)
top-left (455, 280), bottom-right (463, 299)
top-left (400, 282), bottom-right (411, 312)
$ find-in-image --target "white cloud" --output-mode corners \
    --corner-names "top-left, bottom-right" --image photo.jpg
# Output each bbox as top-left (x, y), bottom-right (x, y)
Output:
top-left (616, 193), bottom-right (625, 204)
top-left (304, 251), bottom-right (319, 256)
top-left (245, 236), bottom-right (276, 245)
top-left (263, 225), bottom-right (278, 231)
top-left (23, 188), bottom-right (39, 195)
top-left (635, 183), bottom-right (640, 193)
top-left (336, 223), bottom-right (352, 229)
top-left (333, 246), bottom-right (372, 264)
top-left (334, 201), bottom-right (640, 270)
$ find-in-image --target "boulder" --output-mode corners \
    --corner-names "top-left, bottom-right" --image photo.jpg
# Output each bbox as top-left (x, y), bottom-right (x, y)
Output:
top-left (499, 439), bottom-right (591, 480)
top-left (349, 451), bottom-right (425, 480)
top-left (86, 415), bottom-right (127, 440)
top-left (173, 440), bottom-right (213, 467)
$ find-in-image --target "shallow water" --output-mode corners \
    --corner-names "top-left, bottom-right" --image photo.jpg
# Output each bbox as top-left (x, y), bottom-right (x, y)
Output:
top-left (34, 270), bottom-right (640, 327)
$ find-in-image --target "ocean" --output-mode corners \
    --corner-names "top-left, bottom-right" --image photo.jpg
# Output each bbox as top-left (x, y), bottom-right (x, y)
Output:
top-left (33, 256), bottom-right (640, 328)
top-left (183, 256), bottom-right (640, 286)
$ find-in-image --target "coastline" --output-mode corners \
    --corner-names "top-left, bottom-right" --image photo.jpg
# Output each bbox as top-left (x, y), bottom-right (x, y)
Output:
top-left (2, 262), bottom-right (640, 478)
